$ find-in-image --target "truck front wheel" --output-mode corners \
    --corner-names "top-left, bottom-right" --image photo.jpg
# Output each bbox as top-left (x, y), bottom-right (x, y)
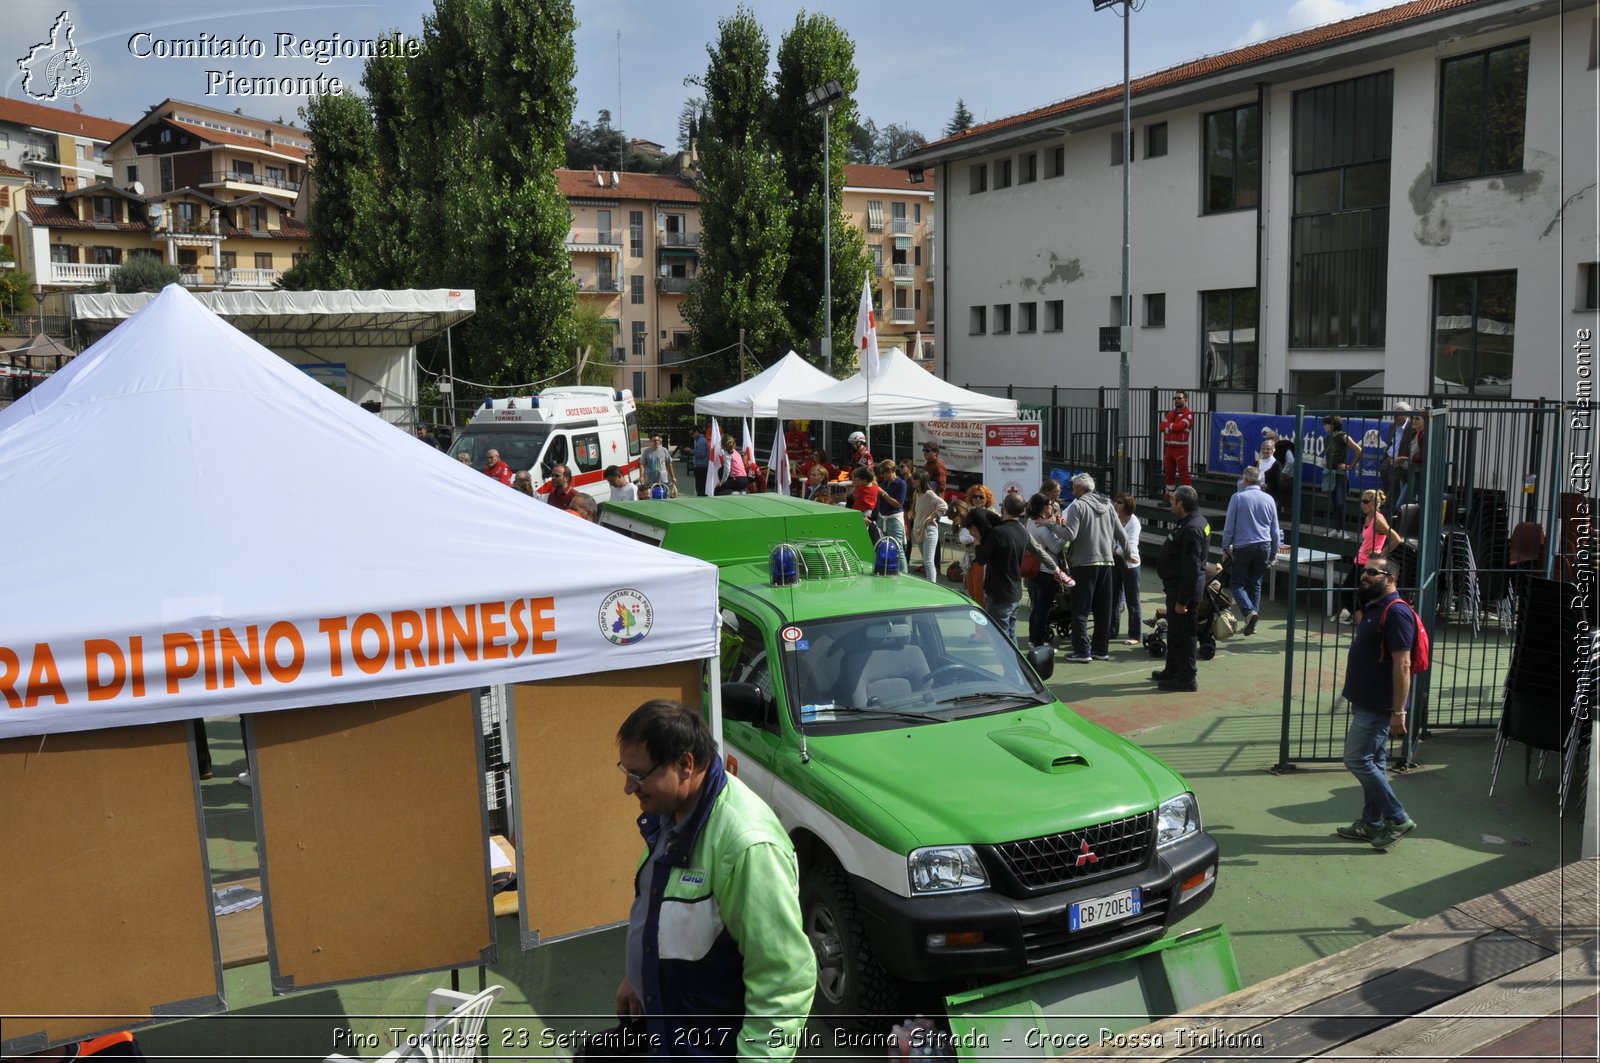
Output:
top-left (800, 864), bottom-right (901, 1030)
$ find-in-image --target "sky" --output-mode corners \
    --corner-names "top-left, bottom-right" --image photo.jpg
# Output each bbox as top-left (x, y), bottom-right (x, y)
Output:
top-left (2, 0), bottom-right (1401, 148)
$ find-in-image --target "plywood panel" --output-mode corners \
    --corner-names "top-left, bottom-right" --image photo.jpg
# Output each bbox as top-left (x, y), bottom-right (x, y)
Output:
top-left (250, 692), bottom-right (493, 993)
top-left (513, 662), bottom-right (701, 946)
top-left (0, 723), bottom-right (222, 1053)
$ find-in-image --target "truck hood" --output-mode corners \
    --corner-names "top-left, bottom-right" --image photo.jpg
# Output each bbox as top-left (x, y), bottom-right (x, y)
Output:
top-left (801, 703), bottom-right (1186, 848)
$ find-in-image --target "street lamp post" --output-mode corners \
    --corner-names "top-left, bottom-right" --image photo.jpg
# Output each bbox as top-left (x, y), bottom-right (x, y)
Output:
top-left (1093, 0), bottom-right (1133, 493)
top-left (806, 79), bottom-right (844, 453)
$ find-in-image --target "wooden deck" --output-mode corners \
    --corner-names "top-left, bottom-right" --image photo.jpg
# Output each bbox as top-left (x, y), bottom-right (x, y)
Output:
top-left (1070, 858), bottom-right (1599, 1060)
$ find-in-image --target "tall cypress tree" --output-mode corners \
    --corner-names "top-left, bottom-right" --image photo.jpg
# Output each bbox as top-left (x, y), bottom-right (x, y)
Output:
top-left (684, 6), bottom-right (792, 392)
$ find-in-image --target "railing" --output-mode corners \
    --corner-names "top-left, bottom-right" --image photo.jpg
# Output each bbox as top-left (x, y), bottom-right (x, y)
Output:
top-left (888, 308), bottom-right (917, 325)
top-left (891, 263), bottom-right (915, 280)
top-left (574, 272), bottom-right (623, 293)
top-left (49, 263), bottom-right (117, 284)
top-left (20, 149), bottom-right (53, 164)
top-left (567, 230), bottom-right (622, 247)
top-left (657, 275), bottom-right (694, 293)
top-left (661, 347), bottom-right (694, 364)
top-left (661, 231), bottom-right (701, 248)
top-left (890, 218), bottom-right (917, 235)
top-left (217, 267), bottom-right (284, 288)
top-left (179, 271), bottom-right (203, 287)
top-left (206, 170), bottom-right (301, 192)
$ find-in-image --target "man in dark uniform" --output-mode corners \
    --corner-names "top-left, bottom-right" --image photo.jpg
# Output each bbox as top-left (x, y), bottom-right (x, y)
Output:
top-left (1154, 485), bottom-right (1207, 692)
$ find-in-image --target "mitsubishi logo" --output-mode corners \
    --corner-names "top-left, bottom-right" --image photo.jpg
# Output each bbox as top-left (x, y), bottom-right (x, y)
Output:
top-left (1074, 840), bottom-right (1099, 867)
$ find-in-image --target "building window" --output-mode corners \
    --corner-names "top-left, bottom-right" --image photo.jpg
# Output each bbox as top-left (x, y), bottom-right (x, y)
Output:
top-left (129, 247), bottom-right (160, 261)
top-left (159, 156), bottom-right (174, 193)
top-left (1289, 71), bottom-right (1392, 349)
top-left (1110, 129), bottom-right (1133, 167)
top-left (92, 246), bottom-right (121, 265)
top-left (866, 200), bottom-right (885, 231)
top-left (596, 209), bottom-right (613, 244)
top-left (629, 211), bottom-right (643, 257)
top-left (266, 166), bottom-right (286, 186)
top-left (632, 371), bottom-right (647, 399)
top-left (994, 158), bottom-right (1012, 189)
top-left (125, 165), bottom-right (138, 183)
top-left (631, 275), bottom-right (644, 304)
top-left (1018, 302), bottom-right (1037, 333)
top-left (914, 288), bottom-right (922, 311)
top-left (969, 164), bottom-right (987, 194)
top-left (913, 245), bottom-right (922, 267)
top-left (913, 202), bottom-right (922, 222)
top-left (1583, 263), bottom-right (1599, 311)
top-left (1144, 293), bottom-right (1166, 328)
top-left (1437, 41), bottom-right (1529, 182)
top-left (1145, 122), bottom-right (1168, 159)
top-left (1018, 152), bottom-right (1037, 184)
top-left (631, 320), bottom-right (647, 357)
top-left (221, 251), bottom-right (237, 270)
top-left (1045, 300), bottom-right (1064, 332)
top-left (993, 304), bottom-right (1011, 334)
top-left (0, 188), bottom-right (7, 208)
top-left (1203, 102), bottom-right (1261, 213)
top-left (871, 243), bottom-right (883, 272)
top-left (244, 205), bottom-right (269, 230)
top-left (1046, 145), bottom-right (1065, 179)
top-left (1202, 288), bottom-right (1259, 391)
top-left (970, 305), bottom-right (987, 335)
top-left (255, 252), bottom-right (273, 270)
top-left (92, 196), bottom-right (114, 222)
top-left (50, 244), bottom-right (74, 264)
top-left (1432, 271), bottom-right (1516, 397)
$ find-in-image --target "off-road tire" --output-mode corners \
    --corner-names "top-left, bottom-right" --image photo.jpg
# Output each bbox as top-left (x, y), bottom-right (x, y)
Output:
top-left (800, 862), bottom-right (902, 1033)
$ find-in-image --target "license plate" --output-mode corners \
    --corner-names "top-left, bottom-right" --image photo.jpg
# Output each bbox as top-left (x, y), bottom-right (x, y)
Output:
top-left (1069, 888), bottom-right (1141, 932)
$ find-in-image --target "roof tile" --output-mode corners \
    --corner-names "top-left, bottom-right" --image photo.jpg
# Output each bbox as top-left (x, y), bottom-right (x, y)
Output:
top-left (555, 168), bottom-right (699, 203)
top-left (0, 97), bottom-right (127, 142)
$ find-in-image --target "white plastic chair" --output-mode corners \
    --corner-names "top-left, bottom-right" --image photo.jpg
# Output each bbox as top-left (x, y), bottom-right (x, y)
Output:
top-left (326, 984), bottom-right (504, 1062)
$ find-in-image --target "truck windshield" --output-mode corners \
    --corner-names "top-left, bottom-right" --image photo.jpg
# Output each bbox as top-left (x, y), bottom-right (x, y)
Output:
top-left (781, 606), bottom-right (1049, 725)
top-left (449, 426), bottom-right (552, 474)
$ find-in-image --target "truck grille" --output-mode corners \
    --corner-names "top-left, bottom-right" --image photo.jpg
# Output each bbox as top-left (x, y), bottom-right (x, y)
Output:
top-left (985, 811), bottom-right (1155, 891)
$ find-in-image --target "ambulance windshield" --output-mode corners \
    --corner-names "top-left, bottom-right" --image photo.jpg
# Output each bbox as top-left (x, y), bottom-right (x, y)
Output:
top-left (450, 426), bottom-right (552, 473)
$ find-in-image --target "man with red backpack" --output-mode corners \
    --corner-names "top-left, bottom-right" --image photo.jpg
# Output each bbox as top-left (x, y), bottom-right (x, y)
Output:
top-left (1337, 554), bottom-right (1427, 850)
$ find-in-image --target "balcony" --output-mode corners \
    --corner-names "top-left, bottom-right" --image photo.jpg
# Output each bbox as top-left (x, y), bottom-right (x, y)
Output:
top-left (657, 275), bottom-right (694, 294)
top-left (202, 170), bottom-right (301, 193)
top-left (573, 271), bottom-right (623, 293)
top-left (889, 218), bottom-right (917, 236)
top-left (567, 230), bottom-right (622, 250)
top-left (48, 263), bottom-right (117, 284)
top-left (888, 308), bottom-right (917, 325)
top-left (660, 346), bottom-right (694, 364)
top-left (890, 263), bottom-right (915, 285)
top-left (217, 267), bottom-right (284, 288)
top-left (660, 230), bottom-right (701, 248)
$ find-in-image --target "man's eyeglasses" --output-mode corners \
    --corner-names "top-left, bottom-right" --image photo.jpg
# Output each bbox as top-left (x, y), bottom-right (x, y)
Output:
top-left (617, 761), bottom-right (663, 785)
top-left (1360, 566), bottom-right (1388, 577)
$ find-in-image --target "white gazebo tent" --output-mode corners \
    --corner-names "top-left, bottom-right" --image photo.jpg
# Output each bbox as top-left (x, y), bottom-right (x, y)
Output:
top-left (692, 349), bottom-right (835, 418)
top-left (0, 284), bottom-right (719, 1053)
top-left (777, 346), bottom-right (1019, 425)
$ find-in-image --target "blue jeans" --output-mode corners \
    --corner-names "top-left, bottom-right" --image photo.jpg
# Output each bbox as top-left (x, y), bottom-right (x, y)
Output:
top-left (1325, 469), bottom-right (1350, 532)
top-left (1229, 542), bottom-right (1270, 616)
top-left (986, 596), bottom-right (1021, 645)
top-left (1113, 562), bottom-right (1142, 639)
top-left (1343, 706), bottom-right (1410, 828)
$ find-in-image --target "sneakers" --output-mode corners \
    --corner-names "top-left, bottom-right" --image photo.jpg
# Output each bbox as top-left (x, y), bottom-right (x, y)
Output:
top-left (1337, 608), bottom-right (1353, 625)
top-left (1064, 655), bottom-right (1093, 664)
top-left (1241, 612), bottom-right (1259, 637)
top-left (1092, 653), bottom-right (1112, 661)
top-left (1370, 818), bottom-right (1417, 850)
top-left (237, 771), bottom-right (253, 787)
top-left (1122, 638), bottom-right (1141, 646)
top-left (1335, 820), bottom-right (1375, 840)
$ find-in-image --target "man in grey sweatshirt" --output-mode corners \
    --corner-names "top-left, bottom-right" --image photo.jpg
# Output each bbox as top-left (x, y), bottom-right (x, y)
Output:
top-left (1060, 473), bottom-right (1132, 663)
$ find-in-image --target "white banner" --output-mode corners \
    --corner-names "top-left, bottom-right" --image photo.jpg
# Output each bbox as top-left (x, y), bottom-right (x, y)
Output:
top-left (980, 422), bottom-right (1043, 500)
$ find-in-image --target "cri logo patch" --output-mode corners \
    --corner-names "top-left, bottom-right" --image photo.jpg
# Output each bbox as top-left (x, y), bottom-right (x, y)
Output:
top-left (599, 588), bottom-right (653, 646)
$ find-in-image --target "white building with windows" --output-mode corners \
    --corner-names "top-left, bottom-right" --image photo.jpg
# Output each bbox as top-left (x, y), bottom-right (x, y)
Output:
top-left (896, 0), bottom-right (1596, 401)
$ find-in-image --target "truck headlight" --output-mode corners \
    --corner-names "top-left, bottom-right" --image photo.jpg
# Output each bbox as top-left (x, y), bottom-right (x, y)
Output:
top-left (1156, 794), bottom-right (1201, 849)
top-left (908, 845), bottom-right (988, 893)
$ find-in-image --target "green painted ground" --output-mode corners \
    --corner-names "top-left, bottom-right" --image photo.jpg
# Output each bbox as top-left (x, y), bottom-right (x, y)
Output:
top-left (141, 578), bottom-right (1586, 1061)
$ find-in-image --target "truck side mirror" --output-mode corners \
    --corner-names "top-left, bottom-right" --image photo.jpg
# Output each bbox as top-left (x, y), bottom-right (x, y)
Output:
top-left (722, 683), bottom-right (771, 725)
top-left (1028, 644), bottom-right (1055, 681)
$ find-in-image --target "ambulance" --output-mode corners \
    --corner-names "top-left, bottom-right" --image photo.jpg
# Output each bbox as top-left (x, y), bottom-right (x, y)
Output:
top-left (449, 386), bottom-right (641, 500)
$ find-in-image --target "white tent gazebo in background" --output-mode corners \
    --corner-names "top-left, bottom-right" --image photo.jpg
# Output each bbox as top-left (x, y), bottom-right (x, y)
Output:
top-left (776, 347), bottom-right (1019, 425)
top-left (692, 349), bottom-right (835, 418)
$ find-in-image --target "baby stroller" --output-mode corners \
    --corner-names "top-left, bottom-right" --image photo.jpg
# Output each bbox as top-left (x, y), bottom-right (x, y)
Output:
top-left (1145, 557), bottom-right (1237, 661)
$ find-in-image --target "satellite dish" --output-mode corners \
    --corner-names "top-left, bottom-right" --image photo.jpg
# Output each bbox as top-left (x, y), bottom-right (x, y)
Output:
top-left (130, 181), bottom-right (145, 195)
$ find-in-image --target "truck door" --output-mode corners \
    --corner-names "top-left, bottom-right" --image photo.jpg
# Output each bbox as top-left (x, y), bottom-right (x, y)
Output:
top-left (718, 610), bottom-right (782, 802)
top-left (538, 433), bottom-right (569, 480)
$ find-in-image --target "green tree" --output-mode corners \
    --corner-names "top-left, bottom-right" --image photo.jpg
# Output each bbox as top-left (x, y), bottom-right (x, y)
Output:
top-left (108, 256), bottom-right (181, 293)
top-left (361, 31), bottom-right (416, 288)
top-left (566, 109), bottom-right (625, 170)
top-left (876, 122), bottom-right (926, 162)
top-left (944, 97), bottom-right (975, 138)
top-left (676, 97), bottom-right (703, 151)
top-left (0, 269), bottom-right (35, 331)
top-left (684, 6), bottom-right (791, 392)
top-left (846, 116), bottom-right (878, 164)
top-left (291, 90), bottom-right (380, 289)
top-left (770, 10), bottom-right (868, 374)
top-left (572, 300), bottom-right (621, 387)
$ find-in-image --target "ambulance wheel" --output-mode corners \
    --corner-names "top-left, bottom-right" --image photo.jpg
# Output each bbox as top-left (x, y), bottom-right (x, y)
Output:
top-left (801, 863), bottom-right (901, 1032)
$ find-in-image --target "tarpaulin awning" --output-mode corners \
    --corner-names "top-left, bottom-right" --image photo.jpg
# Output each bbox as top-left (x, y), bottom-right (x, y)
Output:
top-left (776, 347), bottom-right (1019, 426)
top-left (694, 350), bottom-right (837, 418)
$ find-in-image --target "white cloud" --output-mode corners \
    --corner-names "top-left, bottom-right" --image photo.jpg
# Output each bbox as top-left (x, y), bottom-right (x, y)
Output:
top-left (1234, 0), bottom-right (1398, 47)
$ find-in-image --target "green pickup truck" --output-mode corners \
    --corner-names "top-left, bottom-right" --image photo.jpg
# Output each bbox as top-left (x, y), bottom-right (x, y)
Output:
top-left (599, 495), bottom-right (1218, 1023)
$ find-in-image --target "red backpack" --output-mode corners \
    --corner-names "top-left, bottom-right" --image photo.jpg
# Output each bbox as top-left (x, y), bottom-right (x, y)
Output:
top-left (1378, 599), bottom-right (1430, 674)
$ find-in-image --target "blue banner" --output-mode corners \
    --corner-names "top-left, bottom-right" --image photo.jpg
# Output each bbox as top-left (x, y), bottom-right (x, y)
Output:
top-left (1210, 412), bottom-right (1394, 491)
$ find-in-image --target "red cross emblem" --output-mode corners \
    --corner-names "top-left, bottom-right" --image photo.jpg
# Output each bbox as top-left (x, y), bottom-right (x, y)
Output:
top-left (1074, 841), bottom-right (1098, 867)
top-left (609, 440), bottom-right (618, 452)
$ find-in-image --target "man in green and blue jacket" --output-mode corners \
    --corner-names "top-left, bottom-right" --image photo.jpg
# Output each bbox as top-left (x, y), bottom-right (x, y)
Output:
top-left (615, 700), bottom-right (815, 1061)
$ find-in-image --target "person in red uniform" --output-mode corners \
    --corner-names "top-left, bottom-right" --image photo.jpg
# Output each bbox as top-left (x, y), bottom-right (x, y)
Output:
top-left (483, 448), bottom-right (513, 486)
top-left (847, 431), bottom-right (874, 470)
top-left (1159, 391), bottom-right (1195, 503)
top-left (546, 463), bottom-right (579, 509)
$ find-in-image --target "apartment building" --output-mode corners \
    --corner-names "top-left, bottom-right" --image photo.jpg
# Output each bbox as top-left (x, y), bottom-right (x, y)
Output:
top-left (16, 99), bottom-right (310, 293)
top-left (897, 0), bottom-right (1596, 402)
top-left (0, 97), bottom-right (122, 193)
top-left (844, 164), bottom-right (937, 366)
top-left (558, 168), bottom-right (701, 400)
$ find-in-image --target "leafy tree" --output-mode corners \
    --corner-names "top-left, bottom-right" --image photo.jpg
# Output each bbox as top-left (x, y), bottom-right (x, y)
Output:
top-left (361, 31), bottom-right (416, 288)
top-left (0, 269), bottom-right (36, 330)
top-left (770, 11), bottom-right (869, 374)
top-left (944, 97), bottom-right (975, 138)
top-left (566, 109), bottom-right (626, 170)
top-left (676, 97), bottom-right (703, 151)
top-left (846, 116), bottom-right (878, 164)
top-left (684, 6), bottom-right (792, 392)
top-left (292, 90), bottom-right (380, 289)
top-left (572, 299), bottom-right (621, 387)
top-left (876, 122), bottom-right (926, 162)
top-left (108, 257), bottom-right (181, 293)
